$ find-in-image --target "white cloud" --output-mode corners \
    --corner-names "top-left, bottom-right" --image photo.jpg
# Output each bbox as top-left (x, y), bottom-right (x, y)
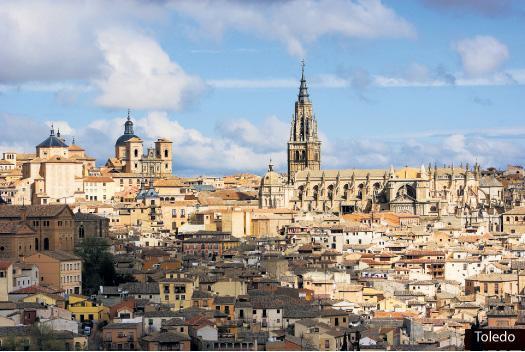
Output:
top-left (80, 111), bottom-right (288, 175)
top-left (0, 1), bottom-right (207, 111)
top-left (455, 35), bottom-right (509, 77)
top-left (215, 116), bottom-right (289, 152)
top-left (207, 67), bottom-right (525, 90)
top-left (170, 0), bottom-right (415, 57)
top-left (1, 112), bottom-right (525, 175)
top-left (94, 29), bottom-right (207, 110)
top-left (45, 120), bottom-right (75, 136)
top-left (0, 0), bottom-right (164, 83)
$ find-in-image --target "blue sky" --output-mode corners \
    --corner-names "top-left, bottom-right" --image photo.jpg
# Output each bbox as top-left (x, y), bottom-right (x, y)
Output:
top-left (0, 0), bottom-right (524, 176)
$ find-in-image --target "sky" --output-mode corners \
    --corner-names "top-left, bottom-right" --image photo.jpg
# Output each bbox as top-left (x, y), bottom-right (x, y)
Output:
top-left (0, 0), bottom-right (524, 176)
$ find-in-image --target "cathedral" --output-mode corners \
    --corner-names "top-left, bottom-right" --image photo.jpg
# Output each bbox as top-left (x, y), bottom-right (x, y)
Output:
top-left (105, 111), bottom-right (173, 177)
top-left (260, 64), bottom-right (504, 218)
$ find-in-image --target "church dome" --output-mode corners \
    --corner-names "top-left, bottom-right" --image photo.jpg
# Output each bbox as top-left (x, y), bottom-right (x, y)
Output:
top-left (115, 133), bottom-right (139, 147)
top-left (261, 163), bottom-right (284, 187)
top-left (37, 127), bottom-right (68, 148)
top-left (115, 113), bottom-right (140, 147)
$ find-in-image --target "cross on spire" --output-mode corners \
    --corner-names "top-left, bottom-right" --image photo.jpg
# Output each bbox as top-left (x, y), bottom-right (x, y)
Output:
top-left (298, 59), bottom-right (309, 103)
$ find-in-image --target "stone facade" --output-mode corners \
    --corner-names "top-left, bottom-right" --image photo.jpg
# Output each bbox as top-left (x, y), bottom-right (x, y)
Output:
top-left (108, 112), bottom-right (173, 177)
top-left (15, 127), bottom-right (95, 205)
top-left (74, 211), bottom-right (110, 246)
top-left (259, 163), bottom-right (293, 209)
top-left (262, 64), bottom-right (504, 218)
top-left (287, 62), bottom-right (321, 183)
top-left (290, 165), bottom-right (488, 216)
top-left (0, 204), bottom-right (76, 259)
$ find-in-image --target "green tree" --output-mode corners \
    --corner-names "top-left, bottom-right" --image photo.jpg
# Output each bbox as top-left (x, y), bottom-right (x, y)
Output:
top-left (75, 237), bottom-right (117, 295)
top-left (30, 325), bottom-right (63, 351)
top-left (0, 335), bottom-right (17, 351)
top-left (75, 237), bottom-right (136, 295)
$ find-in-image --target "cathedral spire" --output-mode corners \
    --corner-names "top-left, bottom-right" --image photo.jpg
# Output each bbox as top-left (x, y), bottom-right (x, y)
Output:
top-left (298, 59), bottom-right (310, 103)
top-left (288, 60), bottom-right (320, 183)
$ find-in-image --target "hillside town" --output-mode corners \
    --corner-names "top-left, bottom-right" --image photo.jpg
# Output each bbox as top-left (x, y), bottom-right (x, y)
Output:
top-left (0, 67), bottom-right (524, 351)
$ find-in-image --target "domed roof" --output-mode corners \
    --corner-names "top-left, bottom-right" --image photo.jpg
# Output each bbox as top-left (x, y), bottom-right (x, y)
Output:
top-left (261, 163), bottom-right (284, 187)
top-left (37, 127), bottom-right (68, 148)
top-left (115, 112), bottom-right (140, 147)
top-left (115, 133), bottom-right (140, 147)
top-left (136, 186), bottom-right (159, 200)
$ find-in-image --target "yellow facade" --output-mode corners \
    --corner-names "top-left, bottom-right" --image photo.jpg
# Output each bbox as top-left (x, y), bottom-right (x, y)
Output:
top-left (23, 292), bottom-right (64, 308)
top-left (159, 273), bottom-right (194, 310)
top-left (212, 278), bottom-right (247, 297)
top-left (68, 295), bottom-right (109, 322)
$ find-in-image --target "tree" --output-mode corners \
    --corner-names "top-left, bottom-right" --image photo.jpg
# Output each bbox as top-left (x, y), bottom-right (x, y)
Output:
top-left (30, 325), bottom-right (63, 351)
top-left (0, 335), bottom-right (18, 351)
top-left (75, 237), bottom-right (119, 295)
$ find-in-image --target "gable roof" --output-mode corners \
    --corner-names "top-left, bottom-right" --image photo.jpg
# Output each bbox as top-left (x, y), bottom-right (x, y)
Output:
top-left (0, 204), bottom-right (72, 219)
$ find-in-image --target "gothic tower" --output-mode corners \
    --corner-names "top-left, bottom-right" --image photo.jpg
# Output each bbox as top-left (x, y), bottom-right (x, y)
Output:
top-left (287, 61), bottom-right (321, 183)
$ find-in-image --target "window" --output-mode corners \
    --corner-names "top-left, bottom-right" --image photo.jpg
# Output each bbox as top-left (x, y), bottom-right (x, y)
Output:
top-left (325, 340), bottom-right (330, 349)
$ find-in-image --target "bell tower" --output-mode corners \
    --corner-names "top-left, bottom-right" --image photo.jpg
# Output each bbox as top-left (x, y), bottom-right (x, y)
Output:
top-left (287, 60), bottom-right (321, 183)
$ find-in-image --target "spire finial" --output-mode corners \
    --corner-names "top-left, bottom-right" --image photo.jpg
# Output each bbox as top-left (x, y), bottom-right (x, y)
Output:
top-left (127, 108), bottom-right (131, 121)
top-left (72, 137), bottom-right (76, 145)
top-left (268, 158), bottom-right (274, 172)
top-left (50, 123), bottom-right (55, 136)
top-left (298, 59), bottom-right (309, 103)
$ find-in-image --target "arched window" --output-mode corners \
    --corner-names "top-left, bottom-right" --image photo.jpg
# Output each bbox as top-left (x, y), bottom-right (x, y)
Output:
top-left (79, 225), bottom-right (85, 239)
top-left (43, 238), bottom-right (49, 250)
top-left (328, 185), bottom-right (334, 201)
top-left (35, 238), bottom-right (39, 251)
top-left (343, 184), bottom-right (350, 199)
top-left (164, 149), bottom-right (168, 158)
top-left (295, 151), bottom-right (300, 161)
top-left (134, 149), bottom-right (138, 158)
top-left (301, 151), bottom-right (306, 160)
top-left (357, 184), bottom-right (364, 200)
